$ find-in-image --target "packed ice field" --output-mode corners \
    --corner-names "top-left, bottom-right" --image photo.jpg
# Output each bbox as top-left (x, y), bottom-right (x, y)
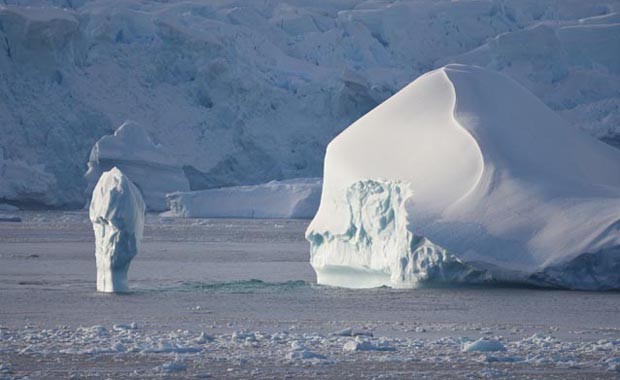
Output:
top-left (1, 212), bottom-right (619, 379)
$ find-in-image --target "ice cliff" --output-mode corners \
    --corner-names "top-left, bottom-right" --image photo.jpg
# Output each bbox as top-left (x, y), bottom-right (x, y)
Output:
top-left (307, 64), bottom-right (620, 290)
top-left (85, 121), bottom-right (189, 211)
top-left (1, 1), bottom-right (619, 207)
top-left (89, 167), bottom-right (145, 293)
top-left (165, 178), bottom-right (321, 219)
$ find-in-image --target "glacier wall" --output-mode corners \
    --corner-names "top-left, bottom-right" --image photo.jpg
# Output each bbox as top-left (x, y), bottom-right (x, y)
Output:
top-left (0, 0), bottom-right (619, 207)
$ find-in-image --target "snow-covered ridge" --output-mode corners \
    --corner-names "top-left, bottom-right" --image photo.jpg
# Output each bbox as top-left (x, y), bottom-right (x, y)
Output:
top-left (308, 64), bottom-right (620, 290)
top-left (0, 1), bottom-right (619, 207)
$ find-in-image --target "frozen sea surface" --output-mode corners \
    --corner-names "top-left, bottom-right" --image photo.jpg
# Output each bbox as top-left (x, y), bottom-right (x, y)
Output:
top-left (1, 211), bottom-right (620, 379)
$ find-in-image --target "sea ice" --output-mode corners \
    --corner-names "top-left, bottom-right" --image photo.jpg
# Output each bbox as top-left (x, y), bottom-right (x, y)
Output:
top-left (0, 215), bottom-right (21, 223)
top-left (89, 167), bottom-right (145, 293)
top-left (307, 64), bottom-right (620, 290)
top-left (158, 361), bottom-right (187, 373)
top-left (463, 338), bottom-right (506, 353)
top-left (286, 341), bottom-right (326, 360)
top-left (343, 336), bottom-right (394, 352)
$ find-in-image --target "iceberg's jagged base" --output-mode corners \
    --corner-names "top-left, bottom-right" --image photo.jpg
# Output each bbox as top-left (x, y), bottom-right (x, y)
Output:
top-left (309, 178), bottom-right (620, 290)
top-left (307, 180), bottom-right (489, 288)
top-left (93, 228), bottom-right (138, 293)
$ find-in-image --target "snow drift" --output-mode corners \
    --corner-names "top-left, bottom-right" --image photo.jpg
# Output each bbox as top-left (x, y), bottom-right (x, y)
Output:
top-left (85, 121), bottom-right (189, 211)
top-left (89, 167), bottom-right (145, 293)
top-left (307, 64), bottom-right (620, 290)
top-left (165, 178), bottom-right (321, 219)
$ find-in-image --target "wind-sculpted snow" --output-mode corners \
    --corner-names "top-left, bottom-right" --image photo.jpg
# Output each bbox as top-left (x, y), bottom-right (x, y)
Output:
top-left (0, 1), bottom-right (619, 207)
top-left (86, 121), bottom-right (189, 211)
top-left (308, 64), bottom-right (620, 290)
top-left (89, 167), bottom-right (145, 293)
top-left (165, 178), bottom-right (321, 219)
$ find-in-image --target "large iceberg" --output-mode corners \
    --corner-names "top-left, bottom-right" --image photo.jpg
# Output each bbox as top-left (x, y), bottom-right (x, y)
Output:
top-left (85, 121), bottom-right (190, 211)
top-left (307, 64), bottom-right (620, 290)
top-left (165, 178), bottom-right (321, 219)
top-left (89, 167), bottom-right (145, 293)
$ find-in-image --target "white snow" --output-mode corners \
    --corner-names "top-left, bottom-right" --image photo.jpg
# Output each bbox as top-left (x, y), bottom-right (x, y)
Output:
top-left (86, 121), bottom-right (189, 211)
top-left (89, 167), bottom-right (146, 293)
top-left (165, 178), bottom-right (321, 219)
top-left (1, 1), bottom-right (619, 208)
top-left (307, 64), bottom-right (620, 290)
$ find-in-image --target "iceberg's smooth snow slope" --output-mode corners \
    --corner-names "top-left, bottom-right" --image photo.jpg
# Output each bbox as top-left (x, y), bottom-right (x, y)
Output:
top-left (165, 178), bottom-right (321, 219)
top-left (90, 167), bottom-right (145, 293)
top-left (85, 121), bottom-right (189, 211)
top-left (307, 64), bottom-right (620, 290)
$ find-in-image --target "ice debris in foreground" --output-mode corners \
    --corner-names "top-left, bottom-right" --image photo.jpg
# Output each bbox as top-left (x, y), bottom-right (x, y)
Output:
top-left (307, 64), bottom-right (620, 290)
top-left (462, 338), bottom-right (506, 352)
top-left (4, 325), bottom-right (619, 377)
top-left (89, 167), bottom-right (145, 293)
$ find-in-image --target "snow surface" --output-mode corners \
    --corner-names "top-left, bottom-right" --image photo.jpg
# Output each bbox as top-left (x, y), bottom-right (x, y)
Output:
top-left (85, 121), bottom-right (189, 211)
top-left (165, 178), bottom-right (321, 219)
top-left (89, 167), bottom-right (145, 293)
top-left (307, 64), bottom-right (620, 290)
top-left (1, 0), bottom-right (619, 207)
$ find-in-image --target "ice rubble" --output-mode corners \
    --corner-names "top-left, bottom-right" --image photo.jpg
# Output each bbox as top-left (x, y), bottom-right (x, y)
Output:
top-left (1, 1), bottom-right (620, 207)
top-left (85, 121), bottom-right (189, 211)
top-left (89, 167), bottom-right (145, 293)
top-left (307, 64), bottom-right (620, 290)
top-left (164, 178), bottom-right (321, 219)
